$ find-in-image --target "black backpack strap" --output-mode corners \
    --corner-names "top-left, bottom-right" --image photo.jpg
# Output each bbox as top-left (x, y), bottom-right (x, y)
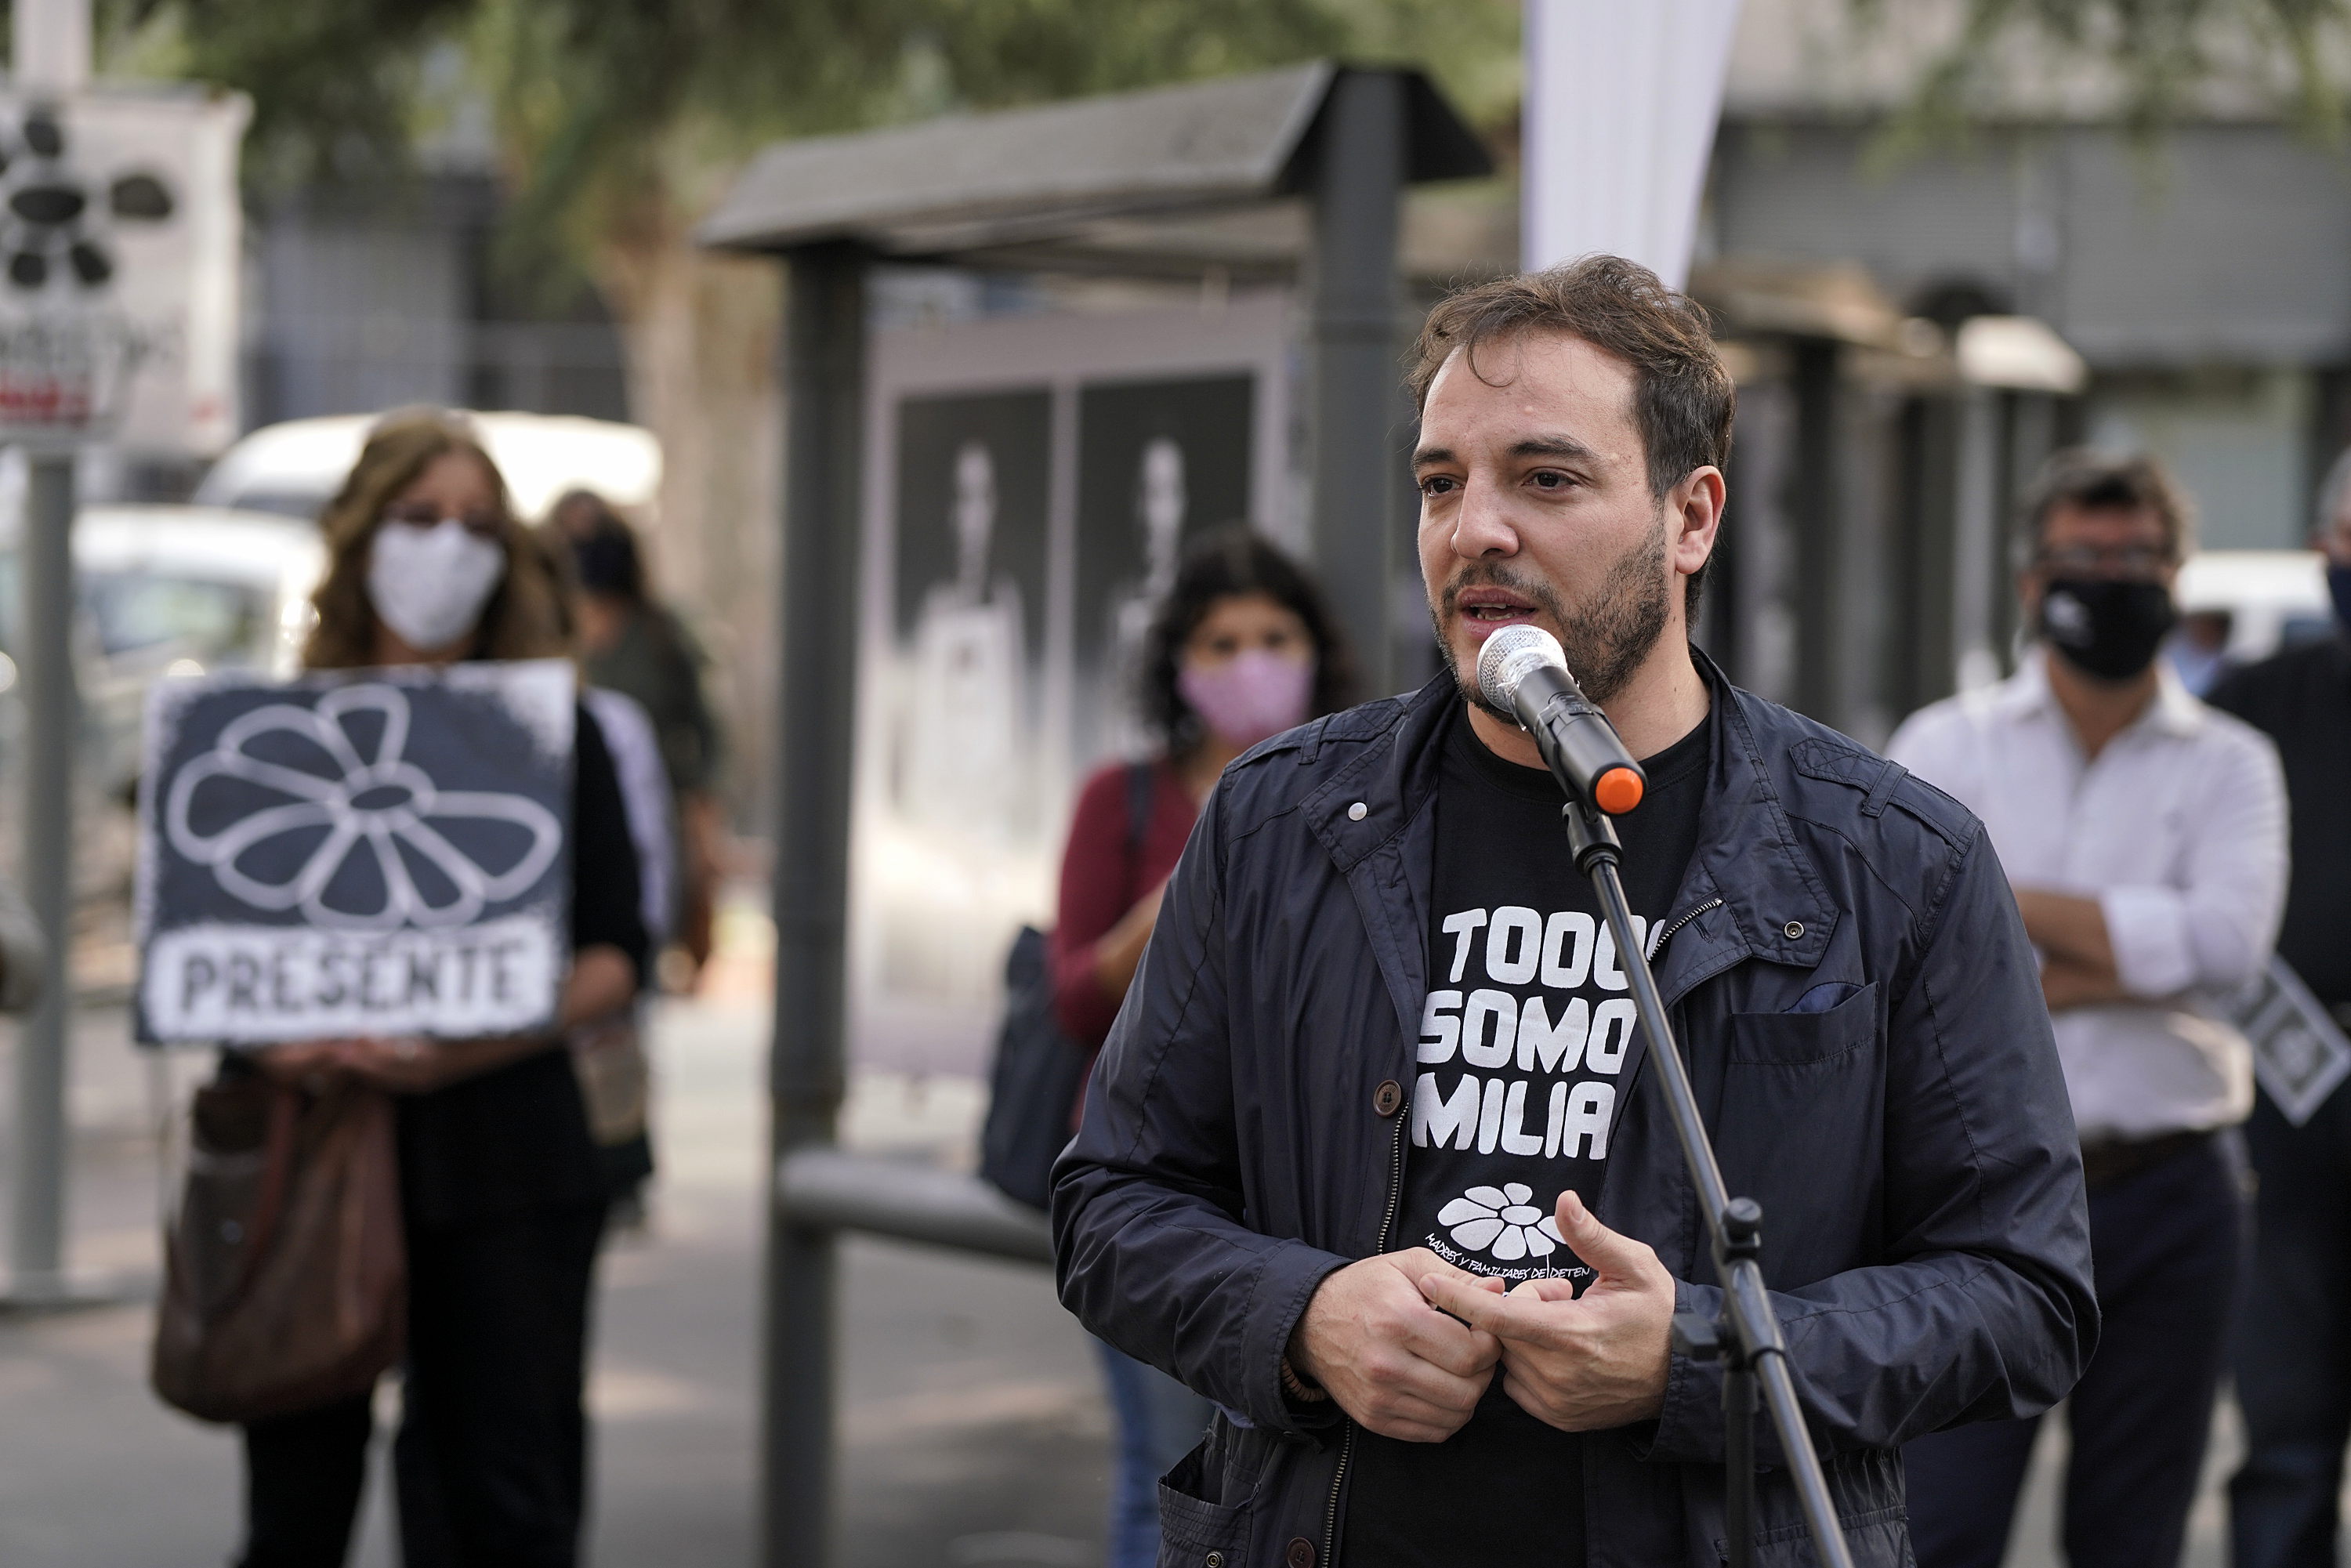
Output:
top-left (1124, 760), bottom-right (1157, 858)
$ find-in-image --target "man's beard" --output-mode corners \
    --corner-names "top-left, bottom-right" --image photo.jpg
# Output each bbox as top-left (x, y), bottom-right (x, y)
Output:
top-left (1434, 520), bottom-right (1672, 719)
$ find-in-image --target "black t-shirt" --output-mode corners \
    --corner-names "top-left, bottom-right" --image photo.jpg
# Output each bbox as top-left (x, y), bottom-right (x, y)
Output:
top-left (2208, 639), bottom-right (2351, 1007)
top-left (1344, 698), bottom-right (1712, 1567)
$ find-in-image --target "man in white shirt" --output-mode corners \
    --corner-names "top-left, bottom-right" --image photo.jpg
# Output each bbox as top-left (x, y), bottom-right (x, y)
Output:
top-left (1889, 450), bottom-right (2288, 1568)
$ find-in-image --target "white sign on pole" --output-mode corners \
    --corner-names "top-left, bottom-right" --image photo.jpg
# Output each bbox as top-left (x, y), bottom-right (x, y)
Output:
top-left (1521, 0), bottom-right (1743, 287)
top-left (0, 85), bottom-right (248, 456)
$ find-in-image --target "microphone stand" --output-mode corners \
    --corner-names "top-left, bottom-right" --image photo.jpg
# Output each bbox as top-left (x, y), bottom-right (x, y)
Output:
top-left (1558, 798), bottom-right (1856, 1568)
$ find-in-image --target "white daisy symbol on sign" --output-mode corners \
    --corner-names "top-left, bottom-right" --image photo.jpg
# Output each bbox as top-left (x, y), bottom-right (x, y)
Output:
top-left (163, 683), bottom-right (563, 932)
top-left (1439, 1183), bottom-right (1566, 1262)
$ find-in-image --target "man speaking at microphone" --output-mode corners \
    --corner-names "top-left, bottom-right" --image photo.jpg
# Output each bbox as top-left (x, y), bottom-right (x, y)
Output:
top-left (1052, 256), bottom-right (2096, 1568)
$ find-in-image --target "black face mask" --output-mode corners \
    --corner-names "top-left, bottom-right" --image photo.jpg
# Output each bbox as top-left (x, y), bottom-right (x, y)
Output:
top-left (2038, 577), bottom-right (2178, 682)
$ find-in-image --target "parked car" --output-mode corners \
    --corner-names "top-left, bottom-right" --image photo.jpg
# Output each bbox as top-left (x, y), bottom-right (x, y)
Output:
top-left (2174, 548), bottom-right (2333, 666)
top-left (0, 505), bottom-right (326, 803)
top-left (191, 410), bottom-right (663, 524)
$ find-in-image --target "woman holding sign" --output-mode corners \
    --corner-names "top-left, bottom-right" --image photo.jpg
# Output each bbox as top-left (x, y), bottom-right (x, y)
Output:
top-left (233, 411), bottom-right (646, 1568)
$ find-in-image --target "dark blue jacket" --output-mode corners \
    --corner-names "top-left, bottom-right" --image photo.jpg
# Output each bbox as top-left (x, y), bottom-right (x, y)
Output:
top-left (1053, 661), bottom-right (2097, 1568)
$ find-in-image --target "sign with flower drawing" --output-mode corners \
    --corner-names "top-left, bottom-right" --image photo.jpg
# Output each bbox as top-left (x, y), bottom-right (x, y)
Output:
top-left (135, 661), bottom-right (575, 1045)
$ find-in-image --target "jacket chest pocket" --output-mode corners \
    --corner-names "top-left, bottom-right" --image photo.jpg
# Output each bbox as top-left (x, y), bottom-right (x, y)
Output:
top-left (1726, 982), bottom-right (1878, 1066)
top-left (1713, 983), bottom-right (1884, 1254)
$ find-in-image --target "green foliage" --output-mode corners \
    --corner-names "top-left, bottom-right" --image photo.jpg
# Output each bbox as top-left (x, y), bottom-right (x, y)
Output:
top-left (118, 0), bottom-right (473, 184)
top-left (1856, 0), bottom-right (2351, 158)
top-left (114, 0), bottom-right (1516, 277)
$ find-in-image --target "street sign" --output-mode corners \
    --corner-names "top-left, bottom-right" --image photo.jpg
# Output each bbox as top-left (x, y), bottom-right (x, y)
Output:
top-left (0, 85), bottom-right (246, 455)
top-left (135, 661), bottom-right (578, 1045)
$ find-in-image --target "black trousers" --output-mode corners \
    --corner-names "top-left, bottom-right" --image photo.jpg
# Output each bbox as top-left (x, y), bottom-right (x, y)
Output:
top-left (2230, 1085), bottom-right (2351, 1568)
top-left (1904, 1131), bottom-right (2247, 1568)
top-left (238, 1201), bottom-right (607, 1568)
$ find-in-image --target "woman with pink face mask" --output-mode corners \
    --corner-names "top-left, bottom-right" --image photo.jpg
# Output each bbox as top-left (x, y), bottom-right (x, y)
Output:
top-left (1049, 525), bottom-right (1352, 1568)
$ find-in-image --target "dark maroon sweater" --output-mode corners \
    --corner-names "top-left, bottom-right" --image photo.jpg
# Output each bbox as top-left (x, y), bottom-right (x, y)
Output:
top-left (1049, 758), bottom-right (1200, 1048)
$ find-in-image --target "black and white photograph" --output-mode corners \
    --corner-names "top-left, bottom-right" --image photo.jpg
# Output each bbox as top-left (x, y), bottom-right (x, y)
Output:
top-left (1072, 373), bottom-right (1255, 764)
top-left (889, 388), bottom-right (1052, 844)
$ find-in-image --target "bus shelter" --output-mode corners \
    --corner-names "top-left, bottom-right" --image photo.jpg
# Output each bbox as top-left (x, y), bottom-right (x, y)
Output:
top-left (700, 61), bottom-right (1491, 1568)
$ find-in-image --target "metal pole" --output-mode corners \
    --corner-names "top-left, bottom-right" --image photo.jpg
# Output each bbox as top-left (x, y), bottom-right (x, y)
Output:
top-left (13, 451), bottom-right (75, 1301)
top-left (1723, 1353), bottom-right (1758, 1568)
top-left (1558, 799), bottom-right (1854, 1568)
top-left (1951, 386), bottom-right (2001, 692)
top-left (760, 241), bottom-right (867, 1568)
top-left (1788, 337), bottom-right (1841, 725)
top-left (1307, 67), bottom-right (1406, 699)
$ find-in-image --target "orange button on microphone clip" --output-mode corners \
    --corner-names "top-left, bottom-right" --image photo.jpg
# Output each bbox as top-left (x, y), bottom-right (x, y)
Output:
top-left (1594, 766), bottom-right (1645, 816)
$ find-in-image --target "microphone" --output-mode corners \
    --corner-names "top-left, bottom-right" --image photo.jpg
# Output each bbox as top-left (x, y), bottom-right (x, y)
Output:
top-left (1475, 625), bottom-right (1646, 816)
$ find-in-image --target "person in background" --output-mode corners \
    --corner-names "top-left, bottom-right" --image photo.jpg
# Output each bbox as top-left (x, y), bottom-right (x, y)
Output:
top-left (528, 523), bottom-right (670, 1219)
top-left (549, 491), bottom-right (725, 983)
top-left (1890, 450), bottom-right (2288, 1568)
top-left (2168, 607), bottom-right (2236, 696)
top-left (235, 412), bottom-right (647, 1568)
top-left (2207, 447), bottom-right (2351, 1568)
top-left (0, 871), bottom-right (42, 1014)
top-left (1049, 524), bottom-right (1352, 1568)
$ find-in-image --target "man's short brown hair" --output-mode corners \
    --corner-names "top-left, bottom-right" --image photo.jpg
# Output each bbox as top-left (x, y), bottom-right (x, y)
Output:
top-left (1409, 255), bottom-right (1737, 501)
top-left (2016, 449), bottom-right (2196, 567)
top-left (1410, 256), bottom-right (1736, 610)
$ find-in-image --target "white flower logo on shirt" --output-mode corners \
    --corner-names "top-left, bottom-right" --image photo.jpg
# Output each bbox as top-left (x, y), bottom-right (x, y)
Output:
top-left (1438, 1183), bottom-right (1565, 1262)
top-left (165, 683), bottom-right (562, 931)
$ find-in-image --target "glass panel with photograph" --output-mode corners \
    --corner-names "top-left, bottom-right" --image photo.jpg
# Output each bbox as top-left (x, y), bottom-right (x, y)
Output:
top-left (1074, 375), bottom-right (1255, 766)
top-left (878, 389), bottom-right (1053, 1009)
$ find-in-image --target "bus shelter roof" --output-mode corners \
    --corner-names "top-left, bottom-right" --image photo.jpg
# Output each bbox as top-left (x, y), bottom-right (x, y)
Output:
top-left (697, 61), bottom-right (1494, 276)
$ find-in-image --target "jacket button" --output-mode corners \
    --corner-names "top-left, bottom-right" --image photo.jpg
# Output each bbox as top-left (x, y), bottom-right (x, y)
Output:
top-left (1783, 920), bottom-right (1804, 940)
top-left (1286, 1539), bottom-right (1317, 1568)
top-left (1347, 801), bottom-right (1367, 820)
top-left (1374, 1079), bottom-right (1404, 1116)
top-left (1205, 1555), bottom-right (1225, 1568)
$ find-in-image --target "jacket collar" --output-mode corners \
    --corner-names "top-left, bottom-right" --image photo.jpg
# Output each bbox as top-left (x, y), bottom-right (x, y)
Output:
top-left (1300, 648), bottom-right (1838, 999)
top-left (1299, 672), bottom-right (1454, 878)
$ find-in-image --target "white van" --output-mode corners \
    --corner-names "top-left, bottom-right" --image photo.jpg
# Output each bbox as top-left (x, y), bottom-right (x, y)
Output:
top-left (0, 505), bottom-right (327, 802)
top-left (192, 411), bottom-right (662, 525)
top-left (2174, 549), bottom-right (2333, 665)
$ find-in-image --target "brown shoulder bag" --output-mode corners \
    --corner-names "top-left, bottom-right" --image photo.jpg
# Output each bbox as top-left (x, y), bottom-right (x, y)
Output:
top-left (150, 1074), bottom-right (407, 1425)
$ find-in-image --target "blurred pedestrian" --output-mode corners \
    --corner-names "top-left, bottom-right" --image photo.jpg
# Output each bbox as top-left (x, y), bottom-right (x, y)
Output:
top-left (0, 870), bottom-right (43, 1013)
top-left (1049, 525), bottom-right (1350, 1568)
top-left (232, 412), bottom-right (647, 1568)
top-left (2208, 447), bottom-right (2351, 1568)
top-left (2169, 607), bottom-right (2236, 695)
top-left (549, 491), bottom-right (725, 983)
top-left (526, 520), bottom-right (670, 1219)
top-left (1890, 450), bottom-right (2287, 1568)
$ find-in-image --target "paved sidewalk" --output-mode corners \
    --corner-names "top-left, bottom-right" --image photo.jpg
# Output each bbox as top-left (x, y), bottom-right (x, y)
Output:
top-left (0, 997), bottom-right (1109, 1567)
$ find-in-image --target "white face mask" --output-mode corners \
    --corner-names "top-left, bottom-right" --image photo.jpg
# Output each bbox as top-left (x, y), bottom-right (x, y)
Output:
top-left (366, 518), bottom-right (508, 654)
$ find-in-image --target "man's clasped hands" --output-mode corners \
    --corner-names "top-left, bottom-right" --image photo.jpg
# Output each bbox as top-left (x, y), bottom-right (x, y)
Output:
top-left (1286, 1190), bottom-right (1678, 1441)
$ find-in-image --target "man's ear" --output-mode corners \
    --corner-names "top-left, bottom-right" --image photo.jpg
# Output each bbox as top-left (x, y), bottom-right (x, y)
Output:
top-left (1670, 467), bottom-right (1726, 578)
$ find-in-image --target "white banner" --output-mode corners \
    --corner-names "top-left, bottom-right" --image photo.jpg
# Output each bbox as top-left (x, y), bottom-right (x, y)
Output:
top-left (1521, 0), bottom-right (1742, 287)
